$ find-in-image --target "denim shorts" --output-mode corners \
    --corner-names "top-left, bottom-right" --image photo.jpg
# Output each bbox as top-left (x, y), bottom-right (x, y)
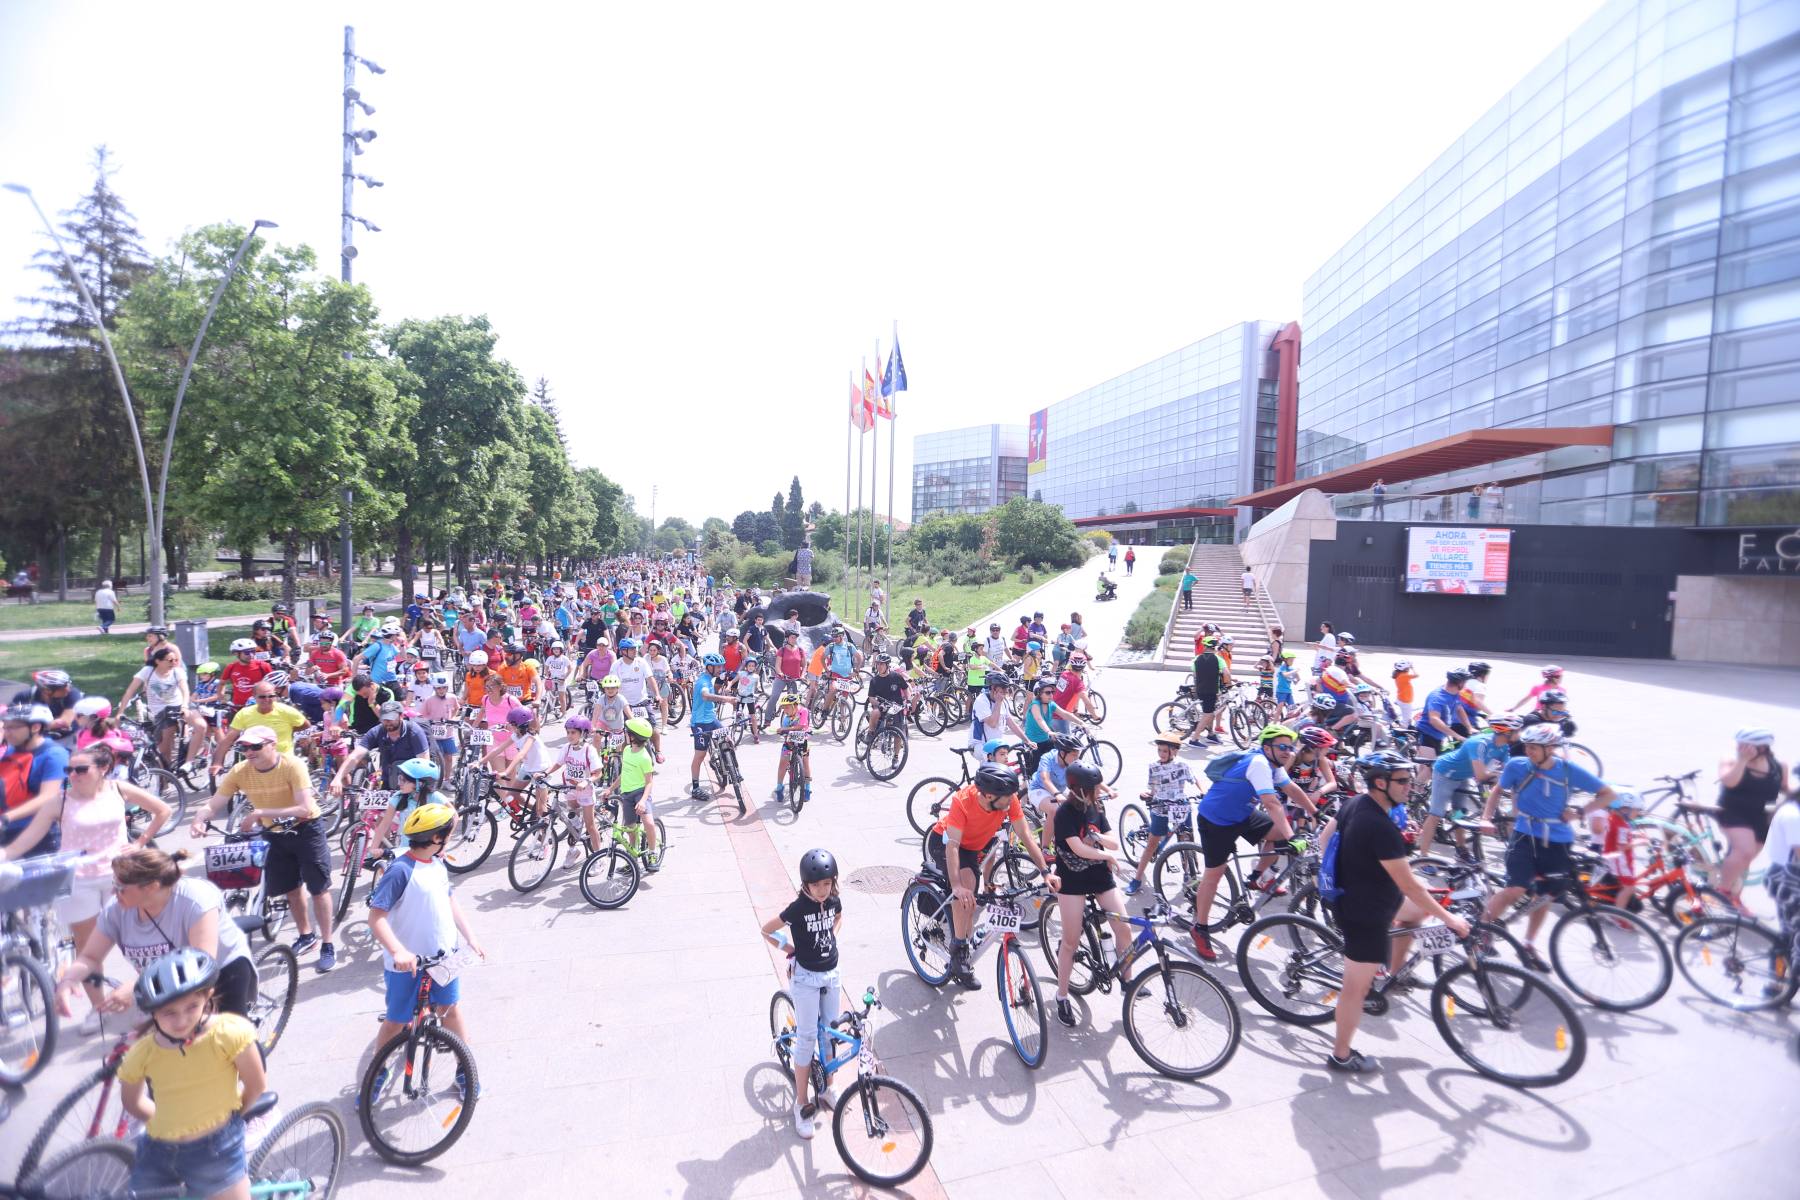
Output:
top-left (131, 1115), bottom-right (247, 1197)
top-left (436, 737), bottom-right (458, 755)
top-left (384, 966), bottom-right (461, 1023)
top-left (1149, 806), bottom-right (1191, 837)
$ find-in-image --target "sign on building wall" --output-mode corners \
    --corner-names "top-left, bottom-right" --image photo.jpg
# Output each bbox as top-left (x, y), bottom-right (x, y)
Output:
top-left (1028, 409), bottom-right (1047, 475)
top-left (1404, 526), bottom-right (1512, 595)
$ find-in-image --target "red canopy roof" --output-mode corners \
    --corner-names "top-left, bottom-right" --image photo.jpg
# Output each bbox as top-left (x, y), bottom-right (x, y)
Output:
top-left (1071, 506), bottom-right (1238, 527)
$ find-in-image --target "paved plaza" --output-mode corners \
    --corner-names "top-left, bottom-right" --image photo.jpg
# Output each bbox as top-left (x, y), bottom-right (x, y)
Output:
top-left (4, 564), bottom-right (1796, 1199)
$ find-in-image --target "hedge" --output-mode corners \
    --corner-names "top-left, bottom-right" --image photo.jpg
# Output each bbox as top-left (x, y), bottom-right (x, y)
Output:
top-left (1158, 545), bottom-right (1190, 574)
top-left (1124, 584), bottom-right (1175, 651)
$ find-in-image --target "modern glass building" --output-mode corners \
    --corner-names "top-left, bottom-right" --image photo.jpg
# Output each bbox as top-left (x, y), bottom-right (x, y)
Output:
top-left (1032, 321), bottom-right (1289, 543)
top-left (1280, 0), bottom-right (1800, 528)
top-left (911, 423), bottom-right (1028, 519)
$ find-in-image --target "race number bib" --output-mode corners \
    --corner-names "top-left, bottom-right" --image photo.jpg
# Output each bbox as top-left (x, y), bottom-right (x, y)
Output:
top-left (987, 903), bottom-right (1022, 933)
top-left (466, 728), bottom-right (493, 747)
top-left (426, 943), bottom-right (483, 985)
top-left (429, 721), bottom-right (451, 738)
top-left (506, 686), bottom-right (523, 698)
top-left (254, 651), bottom-right (271, 663)
top-left (367, 790), bottom-right (393, 807)
top-left (564, 762), bottom-right (588, 782)
top-left (1413, 923), bottom-right (1459, 954)
top-left (204, 841), bottom-right (262, 873)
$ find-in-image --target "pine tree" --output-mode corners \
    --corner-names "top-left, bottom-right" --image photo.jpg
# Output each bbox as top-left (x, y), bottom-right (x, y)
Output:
top-left (783, 476), bottom-right (806, 549)
top-left (530, 376), bottom-right (565, 446)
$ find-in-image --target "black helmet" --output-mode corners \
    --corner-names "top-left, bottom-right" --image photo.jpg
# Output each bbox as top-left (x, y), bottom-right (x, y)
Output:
top-left (1445, 670), bottom-right (1470, 685)
top-left (134, 947), bottom-right (219, 1012)
top-left (1050, 733), bottom-right (1081, 753)
top-left (1065, 762), bottom-right (1104, 792)
top-left (974, 764), bottom-right (1019, 797)
top-left (799, 848), bottom-right (838, 884)
top-left (1466, 660), bottom-right (1491, 677)
top-left (1356, 749), bottom-right (1415, 778)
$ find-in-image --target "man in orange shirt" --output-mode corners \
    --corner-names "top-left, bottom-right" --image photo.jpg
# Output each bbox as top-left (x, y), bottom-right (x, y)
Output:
top-left (461, 650), bottom-right (493, 708)
top-left (496, 643), bottom-right (539, 702)
top-left (926, 765), bottom-right (1058, 987)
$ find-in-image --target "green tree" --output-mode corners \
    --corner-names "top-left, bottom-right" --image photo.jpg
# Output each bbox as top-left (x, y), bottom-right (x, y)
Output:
top-left (731, 510), bottom-right (760, 543)
top-left (515, 403), bottom-right (594, 575)
top-left (700, 517), bottom-right (733, 552)
top-left (782, 476), bottom-right (806, 550)
top-left (653, 516), bottom-right (697, 554)
top-left (810, 510), bottom-right (843, 554)
top-left (991, 496), bottom-right (1086, 569)
top-left (574, 466), bottom-right (626, 558)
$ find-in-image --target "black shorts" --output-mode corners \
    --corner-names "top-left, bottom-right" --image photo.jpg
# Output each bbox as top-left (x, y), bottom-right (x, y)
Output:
top-left (1504, 833), bottom-right (1572, 895)
top-left (214, 955), bottom-right (258, 1018)
top-left (1413, 731), bottom-right (1444, 755)
top-left (1330, 906), bottom-right (1401, 966)
top-left (1717, 800), bottom-right (1772, 843)
top-left (261, 820), bottom-right (332, 896)
top-left (1196, 809), bottom-right (1275, 868)
top-left (926, 830), bottom-right (983, 879)
top-left (1195, 690), bottom-right (1219, 714)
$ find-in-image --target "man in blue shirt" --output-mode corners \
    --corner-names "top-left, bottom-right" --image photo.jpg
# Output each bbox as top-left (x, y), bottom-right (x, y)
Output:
top-left (1417, 713), bottom-right (1522, 857)
top-left (687, 654), bottom-right (733, 808)
top-left (1481, 724), bottom-right (1616, 971)
top-left (404, 600), bottom-right (424, 633)
top-left (358, 627), bottom-right (403, 685)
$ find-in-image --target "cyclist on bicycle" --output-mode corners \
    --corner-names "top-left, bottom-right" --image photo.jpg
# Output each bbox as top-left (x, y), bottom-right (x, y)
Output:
top-left (1506, 664), bottom-right (1567, 713)
top-left (1124, 732), bottom-right (1198, 896)
top-left (612, 638), bottom-right (663, 763)
top-left (600, 718), bottom-right (660, 868)
top-left (860, 653), bottom-right (908, 750)
top-left (1417, 712), bottom-right (1521, 858)
top-left (1027, 733), bottom-right (1085, 840)
top-left (688, 654), bottom-right (729, 801)
top-left (1410, 669), bottom-right (1471, 785)
top-left (759, 848), bottom-right (842, 1140)
top-left (362, 755), bottom-right (450, 866)
top-left (820, 627), bottom-right (861, 713)
top-left (773, 694), bottom-right (813, 807)
top-left (1049, 761), bottom-right (1131, 1028)
top-left (927, 765), bottom-right (1059, 989)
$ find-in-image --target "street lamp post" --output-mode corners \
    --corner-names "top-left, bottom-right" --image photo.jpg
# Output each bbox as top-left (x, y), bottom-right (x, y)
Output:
top-left (339, 24), bottom-right (383, 624)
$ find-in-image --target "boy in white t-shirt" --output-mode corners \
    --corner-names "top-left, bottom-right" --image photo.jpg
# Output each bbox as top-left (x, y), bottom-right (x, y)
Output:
top-left (549, 714), bottom-right (605, 855)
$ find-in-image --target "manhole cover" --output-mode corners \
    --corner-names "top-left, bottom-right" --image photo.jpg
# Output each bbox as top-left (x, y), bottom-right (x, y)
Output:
top-left (844, 865), bottom-right (916, 895)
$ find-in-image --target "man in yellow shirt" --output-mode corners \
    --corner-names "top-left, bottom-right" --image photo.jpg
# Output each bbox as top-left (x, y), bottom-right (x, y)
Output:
top-left (189, 725), bottom-right (339, 973)
top-left (216, 681), bottom-right (310, 766)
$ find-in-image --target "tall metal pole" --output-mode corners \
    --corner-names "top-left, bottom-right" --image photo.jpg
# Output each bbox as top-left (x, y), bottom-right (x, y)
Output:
top-left (341, 26), bottom-right (357, 284)
top-left (340, 486), bottom-right (354, 627)
top-left (843, 376), bottom-right (853, 593)
top-left (868, 346), bottom-right (879, 607)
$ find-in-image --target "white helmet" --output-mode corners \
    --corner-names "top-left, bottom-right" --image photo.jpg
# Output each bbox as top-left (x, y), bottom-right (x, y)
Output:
top-left (430, 672), bottom-right (452, 688)
top-left (1519, 724), bottom-right (1563, 747)
top-left (467, 650), bottom-right (489, 667)
top-left (229, 638), bottom-right (257, 653)
top-left (1735, 727), bottom-right (1775, 747)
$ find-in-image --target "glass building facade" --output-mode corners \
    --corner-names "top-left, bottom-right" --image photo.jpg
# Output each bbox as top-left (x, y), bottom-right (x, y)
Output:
top-left (911, 423), bottom-right (1028, 518)
top-left (1300, 0), bottom-right (1800, 528)
top-left (1034, 321), bottom-right (1285, 541)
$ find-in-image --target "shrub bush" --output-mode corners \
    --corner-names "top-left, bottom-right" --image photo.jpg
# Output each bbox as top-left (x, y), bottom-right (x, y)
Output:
top-left (1158, 546), bottom-right (1190, 575)
top-left (200, 579), bottom-right (336, 602)
top-left (1018, 568), bottom-right (1035, 585)
top-left (1124, 586), bottom-right (1175, 652)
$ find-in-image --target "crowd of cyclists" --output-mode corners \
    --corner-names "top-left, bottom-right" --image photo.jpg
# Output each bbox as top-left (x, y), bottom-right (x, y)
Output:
top-left (1, 549), bottom-right (1795, 1190)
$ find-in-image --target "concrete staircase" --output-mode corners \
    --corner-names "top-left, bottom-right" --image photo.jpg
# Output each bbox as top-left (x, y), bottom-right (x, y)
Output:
top-left (1160, 543), bottom-right (1283, 669)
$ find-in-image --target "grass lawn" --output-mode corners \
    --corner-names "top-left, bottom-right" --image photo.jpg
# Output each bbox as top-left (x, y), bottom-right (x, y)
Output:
top-left (0, 635), bottom-right (156, 701)
top-left (824, 573), bottom-right (1053, 635)
top-left (0, 578), bottom-right (401, 632)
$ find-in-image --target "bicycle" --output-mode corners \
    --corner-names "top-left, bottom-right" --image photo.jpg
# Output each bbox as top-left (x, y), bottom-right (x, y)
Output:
top-left (904, 745), bottom-right (1019, 836)
top-left (1041, 895), bottom-right (1241, 1078)
top-left (1149, 830), bottom-right (1315, 948)
top-left (1672, 915), bottom-right (1797, 1011)
top-left (331, 783), bottom-right (393, 923)
top-left (204, 828), bottom-right (291, 945)
top-left (703, 720), bottom-right (748, 814)
top-left (508, 779), bottom-right (600, 893)
top-left (1235, 914), bottom-right (1587, 1087)
top-left (577, 803), bottom-right (671, 910)
top-left (357, 950), bottom-right (479, 1165)
top-left (1064, 721), bottom-right (1122, 787)
top-left (823, 675), bottom-right (864, 743)
top-left (850, 700), bottom-right (909, 782)
top-left (777, 727), bottom-right (811, 814)
top-left (0, 855), bottom-right (74, 1086)
top-left (898, 872), bottom-right (1051, 1068)
top-left (769, 984), bottom-right (933, 1186)
top-left (1488, 853), bottom-right (1674, 1013)
top-left (24, 1090), bottom-right (346, 1199)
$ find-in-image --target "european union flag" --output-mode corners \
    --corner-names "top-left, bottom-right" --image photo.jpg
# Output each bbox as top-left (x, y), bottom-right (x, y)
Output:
top-left (882, 333), bottom-right (907, 397)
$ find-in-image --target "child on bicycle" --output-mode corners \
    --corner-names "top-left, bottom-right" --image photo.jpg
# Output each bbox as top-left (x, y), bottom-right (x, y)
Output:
top-left (759, 849), bottom-right (841, 1140)
top-left (364, 756), bottom-right (447, 867)
top-left (594, 674), bottom-right (629, 742)
top-left (117, 947), bottom-right (267, 1200)
top-left (420, 673), bottom-right (460, 783)
top-left (1593, 789), bottom-right (1646, 909)
top-left (601, 718), bottom-right (660, 868)
top-left (1125, 733), bottom-right (1197, 896)
top-left (367, 802), bottom-right (486, 1099)
top-left (735, 656), bottom-right (763, 742)
top-left (552, 714), bottom-right (606, 855)
top-left (772, 693), bottom-right (812, 806)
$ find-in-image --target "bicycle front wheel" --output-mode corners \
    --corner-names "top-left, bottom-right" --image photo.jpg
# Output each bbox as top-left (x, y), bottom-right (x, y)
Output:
top-left (1563, 742), bottom-right (1603, 777)
top-left (442, 803), bottom-right (498, 874)
top-left (832, 1075), bottom-right (934, 1187)
top-left (1548, 905), bottom-right (1672, 1011)
top-left (997, 938), bottom-right (1047, 1069)
top-left (906, 777), bottom-right (957, 836)
top-left (1152, 700), bottom-right (1197, 737)
top-left (138, 766), bottom-right (190, 829)
top-left (251, 943), bottom-right (299, 1053)
top-left (914, 697), bottom-right (946, 738)
top-left (1085, 738), bottom-right (1123, 786)
top-left (1149, 838), bottom-right (1209, 914)
top-left (24, 1137), bottom-right (134, 1199)
top-left (1235, 913), bottom-right (1343, 1026)
top-left (0, 948), bottom-right (58, 1085)
top-left (1673, 917), bottom-right (1794, 1011)
top-left (769, 990), bottom-right (796, 1072)
top-left (1116, 803), bottom-right (1151, 865)
top-left (17, 1059), bottom-right (132, 1184)
top-left (900, 882), bottom-right (953, 986)
top-left (359, 1025), bottom-right (480, 1166)
top-left (1430, 961), bottom-right (1585, 1087)
top-left (869, 729), bottom-right (909, 781)
top-left (579, 847), bottom-right (642, 910)
top-left (1123, 959), bottom-right (1241, 1079)
top-left (830, 700), bottom-right (853, 742)
top-left (1085, 690), bottom-right (1107, 724)
top-left (508, 818), bottom-right (560, 892)
top-left (249, 1100), bottom-right (346, 1200)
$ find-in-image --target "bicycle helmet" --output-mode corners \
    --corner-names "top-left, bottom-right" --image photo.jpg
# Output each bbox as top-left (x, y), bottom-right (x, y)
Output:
top-left (564, 714), bottom-right (593, 731)
top-left (145, 625), bottom-right (171, 637)
top-left (1487, 713), bottom-right (1525, 731)
top-left (3, 702), bottom-right (52, 727)
top-left (1541, 664), bottom-right (1563, 678)
top-left (1065, 762), bottom-right (1104, 792)
top-left (1050, 733), bottom-right (1081, 753)
top-left (398, 755), bottom-right (441, 781)
top-left (702, 653), bottom-right (725, 668)
top-left (1445, 669), bottom-right (1470, 685)
top-left (626, 717), bottom-right (654, 738)
top-left (252, 619), bottom-right (271, 632)
top-left (467, 651), bottom-right (489, 667)
top-left (618, 637), bottom-right (637, 650)
top-left (1153, 732), bottom-right (1184, 749)
top-left (1734, 727), bottom-right (1775, 747)
top-left (873, 653), bottom-right (893, 666)
top-left (430, 672), bottom-right (452, 688)
top-left (1034, 678), bottom-right (1057, 694)
top-left (229, 638), bottom-right (256, 653)
top-left (1200, 622), bottom-right (1220, 636)
top-left (73, 696), bottom-right (113, 719)
top-left (799, 848), bottom-right (839, 884)
top-left (1309, 695), bottom-right (1338, 714)
top-left (550, 639), bottom-right (566, 650)
top-left (196, 661), bottom-right (220, 675)
top-left (314, 630), bottom-right (337, 644)
top-left (599, 674), bottom-right (621, 689)
top-left (264, 671), bottom-right (289, 688)
top-left (32, 669), bottom-right (71, 689)
top-left (1220, 635), bottom-right (1236, 646)
top-left (525, 658), bottom-right (541, 670)
top-left (402, 802), bottom-right (456, 837)
top-left (778, 693), bottom-right (799, 709)
top-left (973, 764), bottom-right (1020, 796)
top-left (1538, 687), bottom-right (1567, 704)
top-left (1200, 635), bottom-right (1219, 648)
top-left (723, 628), bottom-right (739, 639)
top-left (272, 603), bottom-right (290, 615)
top-left (983, 738), bottom-right (1010, 757)
top-left (1299, 726), bottom-right (1337, 749)
top-left (1392, 659), bottom-right (1412, 672)
top-left (1355, 748), bottom-right (1414, 776)
top-left (1609, 788), bottom-right (1644, 812)
top-left (1466, 660), bottom-right (1491, 677)
top-left (1519, 724), bottom-right (1563, 747)
top-left (320, 687), bottom-right (344, 702)
top-left (1026, 641), bottom-right (1043, 654)
top-left (1258, 724), bottom-right (1299, 745)
top-left (1338, 632), bottom-right (1356, 646)
top-left (134, 947), bottom-right (219, 1013)
top-left (506, 706), bottom-right (535, 728)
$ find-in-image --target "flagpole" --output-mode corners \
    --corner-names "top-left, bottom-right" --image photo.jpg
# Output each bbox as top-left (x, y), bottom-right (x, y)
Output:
top-left (871, 337), bottom-right (882, 617)
top-left (885, 321), bottom-right (898, 592)
top-left (843, 374), bottom-right (853, 594)
top-left (855, 357), bottom-right (868, 605)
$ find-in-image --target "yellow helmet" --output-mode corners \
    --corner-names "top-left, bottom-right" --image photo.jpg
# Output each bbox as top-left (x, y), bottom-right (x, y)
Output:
top-left (402, 802), bottom-right (456, 837)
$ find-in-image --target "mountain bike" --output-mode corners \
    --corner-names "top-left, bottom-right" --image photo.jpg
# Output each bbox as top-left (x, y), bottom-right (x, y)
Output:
top-left (1064, 721), bottom-right (1122, 786)
top-left (24, 1090), bottom-right (346, 1199)
top-left (904, 745), bottom-right (1032, 836)
top-left (851, 700), bottom-right (909, 782)
top-left (332, 784), bottom-right (392, 923)
top-left (898, 872), bottom-right (1051, 1068)
top-left (703, 721), bottom-right (748, 814)
top-left (577, 804), bottom-right (670, 910)
top-left (823, 675), bottom-right (863, 742)
top-left (1038, 896), bottom-right (1241, 1079)
top-left (358, 950), bottom-right (479, 1165)
top-left (777, 728), bottom-right (811, 813)
top-left (0, 855), bottom-right (76, 1086)
top-left (507, 779), bottom-right (602, 892)
top-left (1150, 831), bottom-right (1315, 945)
top-left (770, 985), bottom-right (933, 1186)
top-left (204, 828), bottom-right (290, 945)
top-left (1490, 853), bottom-right (1674, 1013)
top-left (1672, 915), bottom-right (1797, 1011)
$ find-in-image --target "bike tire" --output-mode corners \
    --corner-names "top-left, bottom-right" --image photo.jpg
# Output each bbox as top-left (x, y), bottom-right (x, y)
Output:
top-left (22, 1137), bottom-right (134, 1198)
top-left (1654, 882), bottom-right (1733, 928)
top-left (334, 831), bottom-right (365, 924)
top-left (257, 889), bottom-right (289, 945)
top-left (1672, 917), bottom-right (1794, 1011)
top-left (1427, 921), bottom-right (1531, 1016)
top-left (17, 1059), bottom-right (124, 1184)
top-left (252, 943), bottom-right (300, 1053)
top-left (1117, 803), bottom-right (1151, 865)
top-left (1037, 900), bottom-right (1099, 996)
top-left (832, 1074), bottom-right (934, 1188)
top-left (1563, 742), bottom-right (1603, 778)
top-left (1123, 959), bottom-right (1241, 1080)
top-left (997, 938), bottom-right (1048, 1069)
top-left (1234, 912), bottom-right (1343, 1025)
top-left (359, 1024), bottom-right (480, 1166)
top-left (507, 817), bottom-right (560, 892)
top-left (666, 688), bottom-right (686, 726)
top-left (769, 989), bottom-right (796, 1072)
top-left (906, 777), bottom-right (957, 837)
top-left (870, 729), bottom-right (909, 782)
top-left (914, 697), bottom-right (946, 738)
top-left (248, 1100), bottom-right (347, 1200)
top-left (1086, 738), bottom-right (1123, 786)
top-left (1547, 904), bottom-right (1672, 1012)
top-left (442, 803), bottom-right (498, 874)
top-left (1152, 701), bottom-right (1197, 737)
top-left (0, 948), bottom-right (59, 1086)
top-left (830, 699), bottom-right (854, 742)
top-left (1228, 704), bottom-right (1253, 749)
top-left (1429, 961), bottom-right (1586, 1087)
top-left (578, 846), bottom-right (642, 910)
top-left (900, 881), bottom-right (953, 986)
top-left (138, 766), bottom-right (190, 829)
top-left (1085, 690), bottom-right (1107, 724)
top-left (787, 752), bottom-right (806, 813)
top-left (1149, 838), bottom-right (1214, 918)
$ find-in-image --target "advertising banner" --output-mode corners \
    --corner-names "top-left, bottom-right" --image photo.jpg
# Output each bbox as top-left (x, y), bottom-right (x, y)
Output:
top-left (1027, 408), bottom-right (1047, 475)
top-left (1404, 526), bottom-right (1511, 595)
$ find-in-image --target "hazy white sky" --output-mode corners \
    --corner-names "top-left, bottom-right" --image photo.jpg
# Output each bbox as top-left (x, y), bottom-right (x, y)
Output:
top-left (1, 0), bottom-right (1603, 524)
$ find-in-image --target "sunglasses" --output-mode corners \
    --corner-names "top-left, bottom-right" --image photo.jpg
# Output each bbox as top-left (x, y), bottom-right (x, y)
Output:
top-left (68, 764), bottom-right (94, 775)
top-left (1268, 742), bottom-right (1296, 753)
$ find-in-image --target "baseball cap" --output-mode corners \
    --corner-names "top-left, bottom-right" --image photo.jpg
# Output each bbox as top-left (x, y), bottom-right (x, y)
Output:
top-left (236, 725), bottom-right (278, 747)
top-left (378, 700), bottom-right (405, 718)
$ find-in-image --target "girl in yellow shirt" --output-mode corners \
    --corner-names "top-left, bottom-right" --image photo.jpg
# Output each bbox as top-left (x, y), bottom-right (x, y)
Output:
top-left (118, 948), bottom-right (266, 1200)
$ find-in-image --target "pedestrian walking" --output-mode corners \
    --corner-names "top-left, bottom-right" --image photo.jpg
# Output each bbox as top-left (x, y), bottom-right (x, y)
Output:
top-left (94, 579), bottom-right (118, 634)
top-left (1108, 544), bottom-right (1118, 568)
top-left (1179, 570), bottom-right (1197, 612)
top-left (1123, 547), bottom-right (1136, 576)
top-left (1466, 485), bottom-right (1482, 521)
top-left (1240, 567), bottom-right (1255, 611)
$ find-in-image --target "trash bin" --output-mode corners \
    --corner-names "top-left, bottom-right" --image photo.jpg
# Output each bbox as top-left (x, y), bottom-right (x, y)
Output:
top-left (175, 619), bottom-right (209, 690)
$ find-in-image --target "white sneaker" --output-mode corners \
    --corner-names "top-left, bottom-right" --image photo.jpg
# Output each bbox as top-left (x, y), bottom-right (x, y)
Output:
top-left (793, 1104), bottom-right (815, 1139)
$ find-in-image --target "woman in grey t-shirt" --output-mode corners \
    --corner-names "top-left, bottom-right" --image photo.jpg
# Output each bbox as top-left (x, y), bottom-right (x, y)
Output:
top-left (60, 846), bottom-right (255, 1018)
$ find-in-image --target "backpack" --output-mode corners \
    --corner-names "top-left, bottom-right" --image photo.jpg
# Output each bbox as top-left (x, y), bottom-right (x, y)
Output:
top-left (0, 746), bottom-right (40, 815)
top-left (1203, 748), bottom-right (1253, 784)
top-left (1318, 829), bottom-right (1344, 904)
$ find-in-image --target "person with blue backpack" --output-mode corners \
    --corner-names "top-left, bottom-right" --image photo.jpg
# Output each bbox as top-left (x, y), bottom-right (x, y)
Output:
top-left (1318, 749), bottom-right (1470, 1074)
top-left (1478, 723), bottom-right (1618, 972)
top-left (1184, 724), bottom-right (1318, 961)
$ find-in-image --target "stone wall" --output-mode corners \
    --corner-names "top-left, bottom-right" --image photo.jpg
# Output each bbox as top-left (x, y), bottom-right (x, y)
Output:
top-left (1671, 575), bottom-right (1800, 666)
top-left (1240, 489), bottom-right (1337, 636)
